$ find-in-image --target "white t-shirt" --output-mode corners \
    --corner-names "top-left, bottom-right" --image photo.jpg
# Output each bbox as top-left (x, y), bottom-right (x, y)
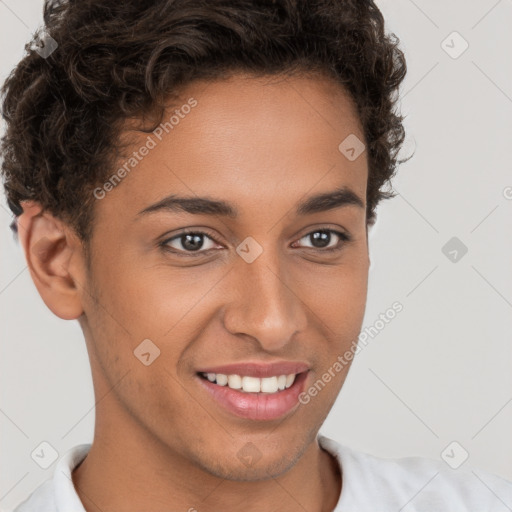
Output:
top-left (12, 433), bottom-right (512, 512)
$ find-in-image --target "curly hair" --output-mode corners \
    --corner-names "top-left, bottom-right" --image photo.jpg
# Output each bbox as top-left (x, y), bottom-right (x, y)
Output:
top-left (0, 0), bottom-right (410, 242)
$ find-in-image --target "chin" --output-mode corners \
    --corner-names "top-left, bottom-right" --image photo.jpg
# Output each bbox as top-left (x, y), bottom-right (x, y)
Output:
top-left (201, 450), bottom-right (301, 482)
top-left (192, 429), bottom-right (314, 482)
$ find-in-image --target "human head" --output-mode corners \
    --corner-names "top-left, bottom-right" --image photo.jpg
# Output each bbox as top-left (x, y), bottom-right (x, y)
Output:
top-left (0, 0), bottom-right (409, 486)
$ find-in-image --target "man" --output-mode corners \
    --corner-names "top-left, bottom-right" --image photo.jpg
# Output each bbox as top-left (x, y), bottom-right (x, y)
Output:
top-left (2, 1), bottom-right (511, 511)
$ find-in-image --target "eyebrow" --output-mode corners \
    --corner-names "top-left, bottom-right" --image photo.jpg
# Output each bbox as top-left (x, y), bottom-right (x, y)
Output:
top-left (137, 185), bottom-right (365, 219)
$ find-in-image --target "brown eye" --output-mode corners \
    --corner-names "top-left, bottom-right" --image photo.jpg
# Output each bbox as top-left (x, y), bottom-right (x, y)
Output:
top-left (294, 229), bottom-right (350, 253)
top-left (160, 230), bottom-right (220, 256)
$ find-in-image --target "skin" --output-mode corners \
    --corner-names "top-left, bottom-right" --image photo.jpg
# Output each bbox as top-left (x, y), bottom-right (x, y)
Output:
top-left (17, 72), bottom-right (370, 512)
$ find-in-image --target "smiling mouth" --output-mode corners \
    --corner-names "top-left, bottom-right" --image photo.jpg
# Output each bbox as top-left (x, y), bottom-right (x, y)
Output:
top-left (196, 369), bottom-right (309, 421)
top-left (198, 371), bottom-right (299, 394)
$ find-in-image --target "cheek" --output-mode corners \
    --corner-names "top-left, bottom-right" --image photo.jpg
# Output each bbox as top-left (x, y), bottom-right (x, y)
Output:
top-left (90, 248), bottom-right (222, 340)
top-left (296, 255), bottom-right (369, 401)
top-left (299, 266), bottom-right (367, 410)
top-left (80, 258), bottom-right (201, 422)
top-left (299, 256), bottom-right (368, 331)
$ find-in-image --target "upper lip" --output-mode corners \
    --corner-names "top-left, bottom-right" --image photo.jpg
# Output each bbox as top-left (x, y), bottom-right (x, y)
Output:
top-left (196, 361), bottom-right (310, 378)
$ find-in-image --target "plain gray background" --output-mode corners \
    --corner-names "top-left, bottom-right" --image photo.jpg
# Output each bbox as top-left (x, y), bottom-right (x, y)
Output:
top-left (1, 1), bottom-right (511, 510)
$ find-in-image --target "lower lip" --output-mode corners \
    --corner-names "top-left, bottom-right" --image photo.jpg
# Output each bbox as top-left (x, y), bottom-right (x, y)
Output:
top-left (197, 372), bottom-right (309, 421)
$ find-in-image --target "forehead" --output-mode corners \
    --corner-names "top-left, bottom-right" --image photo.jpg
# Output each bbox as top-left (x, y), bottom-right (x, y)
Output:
top-left (100, 73), bottom-right (368, 222)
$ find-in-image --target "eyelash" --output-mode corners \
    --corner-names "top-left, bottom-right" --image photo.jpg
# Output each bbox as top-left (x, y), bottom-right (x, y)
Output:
top-left (159, 228), bottom-right (352, 258)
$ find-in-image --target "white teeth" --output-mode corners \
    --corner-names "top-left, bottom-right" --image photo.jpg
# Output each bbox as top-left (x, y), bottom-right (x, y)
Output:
top-left (216, 373), bottom-right (228, 386)
top-left (202, 372), bottom-right (297, 393)
top-left (261, 376), bottom-right (278, 393)
top-left (227, 374), bottom-right (242, 389)
top-left (242, 376), bottom-right (261, 393)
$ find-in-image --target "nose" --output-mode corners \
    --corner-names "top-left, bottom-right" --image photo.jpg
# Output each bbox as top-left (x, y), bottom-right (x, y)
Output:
top-left (222, 246), bottom-right (308, 352)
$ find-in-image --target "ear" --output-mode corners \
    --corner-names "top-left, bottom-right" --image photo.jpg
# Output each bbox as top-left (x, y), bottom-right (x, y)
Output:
top-left (16, 200), bottom-right (86, 320)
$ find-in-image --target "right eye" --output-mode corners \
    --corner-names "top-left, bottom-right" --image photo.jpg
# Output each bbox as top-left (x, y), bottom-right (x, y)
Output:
top-left (159, 229), bottom-right (222, 257)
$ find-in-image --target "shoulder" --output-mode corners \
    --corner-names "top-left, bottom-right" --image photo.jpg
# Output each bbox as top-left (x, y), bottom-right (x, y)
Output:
top-left (318, 434), bottom-right (512, 512)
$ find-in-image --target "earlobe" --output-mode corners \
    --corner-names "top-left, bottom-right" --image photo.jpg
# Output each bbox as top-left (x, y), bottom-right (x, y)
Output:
top-left (17, 200), bottom-right (85, 320)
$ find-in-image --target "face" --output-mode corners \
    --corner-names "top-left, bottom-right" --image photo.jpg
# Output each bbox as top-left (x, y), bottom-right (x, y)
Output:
top-left (79, 72), bottom-right (370, 480)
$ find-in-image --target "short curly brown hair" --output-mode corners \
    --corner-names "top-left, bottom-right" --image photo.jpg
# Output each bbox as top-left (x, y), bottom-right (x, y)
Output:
top-left (0, 0), bottom-right (410, 242)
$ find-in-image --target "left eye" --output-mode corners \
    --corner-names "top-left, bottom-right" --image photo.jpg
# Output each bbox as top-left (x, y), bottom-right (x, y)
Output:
top-left (160, 228), bottom-right (349, 256)
top-left (294, 229), bottom-right (349, 252)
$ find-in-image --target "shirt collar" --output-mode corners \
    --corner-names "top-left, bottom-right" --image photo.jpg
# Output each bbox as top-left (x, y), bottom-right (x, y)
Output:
top-left (53, 443), bottom-right (91, 512)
